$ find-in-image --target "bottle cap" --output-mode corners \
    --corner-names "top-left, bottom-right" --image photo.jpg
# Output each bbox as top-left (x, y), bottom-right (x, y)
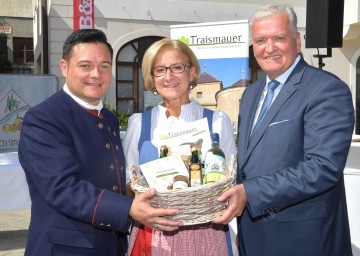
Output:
top-left (160, 145), bottom-right (169, 157)
top-left (212, 133), bottom-right (220, 144)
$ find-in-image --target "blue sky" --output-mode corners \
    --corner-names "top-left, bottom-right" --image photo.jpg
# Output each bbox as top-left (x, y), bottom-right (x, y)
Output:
top-left (198, 57), bottom-right (249, 88)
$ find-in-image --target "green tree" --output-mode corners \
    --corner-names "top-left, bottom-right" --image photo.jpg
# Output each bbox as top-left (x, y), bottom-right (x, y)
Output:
top-left (0, 58), bottom-right (12, 73)
top-left (103, 99), bottom-right (128, 130)
top-left (0, 17), bottom-right (5, 26)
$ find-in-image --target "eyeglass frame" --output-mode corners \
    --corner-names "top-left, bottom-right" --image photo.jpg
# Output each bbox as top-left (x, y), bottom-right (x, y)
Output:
top-left (151, 63), bottom-right (191, 77)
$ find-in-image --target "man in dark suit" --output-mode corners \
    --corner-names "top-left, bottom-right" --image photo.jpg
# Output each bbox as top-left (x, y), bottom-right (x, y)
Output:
top-left (214, 4), bottom-right (354, 256)
top-left (18, 29), bottom-right (181, 256)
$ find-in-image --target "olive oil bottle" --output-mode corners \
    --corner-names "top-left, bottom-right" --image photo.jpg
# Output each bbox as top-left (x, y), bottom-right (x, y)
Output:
top-left (189, 147), bottom-right (202, 187)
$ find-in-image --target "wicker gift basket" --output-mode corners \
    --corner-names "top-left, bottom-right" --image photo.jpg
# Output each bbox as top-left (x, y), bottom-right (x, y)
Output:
top-left (130, 154), bottom-right (236, 226)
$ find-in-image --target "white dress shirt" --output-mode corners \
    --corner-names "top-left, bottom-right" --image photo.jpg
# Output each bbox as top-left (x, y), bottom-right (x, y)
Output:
top-left (252, 55), bottom-right (301, 131)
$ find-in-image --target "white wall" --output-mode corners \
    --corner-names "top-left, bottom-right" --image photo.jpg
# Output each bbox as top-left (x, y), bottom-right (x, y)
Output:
top-left (33, 0), bottom-right (360, 107)
top-left (44, 1), bottom-right (306, 105)
top-left (0, 0), bottom-right (32, 17)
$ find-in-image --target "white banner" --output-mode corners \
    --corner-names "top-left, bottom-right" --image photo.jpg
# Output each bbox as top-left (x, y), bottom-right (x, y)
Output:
top-left (171, 20), bottom-right (249, 88)
top-left (0, 75), bottom-right (57, 152)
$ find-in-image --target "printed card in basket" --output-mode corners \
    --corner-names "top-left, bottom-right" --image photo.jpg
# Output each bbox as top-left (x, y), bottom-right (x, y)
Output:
top-left (139, 155), bottom-right (189, 191)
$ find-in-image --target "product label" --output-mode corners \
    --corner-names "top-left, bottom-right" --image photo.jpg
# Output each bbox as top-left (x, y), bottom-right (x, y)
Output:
top-left (190, 169), bottom-right (202, 187)
top-left (139, 155), bottom-right (189, 191)
top-left (204, 153), bottom-right (226, 183)
top-left (173, 180), bottom-right (188, 189)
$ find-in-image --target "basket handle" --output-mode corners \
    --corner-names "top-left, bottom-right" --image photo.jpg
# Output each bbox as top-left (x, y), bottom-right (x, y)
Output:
top-left (129, 164), bottom-right (141, 183)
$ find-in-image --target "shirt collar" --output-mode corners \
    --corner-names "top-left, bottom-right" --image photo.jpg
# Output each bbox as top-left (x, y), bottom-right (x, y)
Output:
top-left (63, 83), bottom-right (103, 116)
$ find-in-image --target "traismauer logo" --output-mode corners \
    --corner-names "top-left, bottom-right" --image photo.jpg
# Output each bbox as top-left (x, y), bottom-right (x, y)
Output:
top-left (177, 34), bottom-right (244, 46)
top-left (178, 36), bottom-right (190, 45)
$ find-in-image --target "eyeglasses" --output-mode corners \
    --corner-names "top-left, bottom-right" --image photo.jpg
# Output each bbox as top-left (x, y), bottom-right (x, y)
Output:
top-left (152, 63), bottom-right (190, 77)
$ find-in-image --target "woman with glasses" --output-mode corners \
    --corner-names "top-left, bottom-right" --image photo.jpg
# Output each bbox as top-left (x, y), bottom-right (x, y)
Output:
top-left (122, 38), bottom-right (237, 255)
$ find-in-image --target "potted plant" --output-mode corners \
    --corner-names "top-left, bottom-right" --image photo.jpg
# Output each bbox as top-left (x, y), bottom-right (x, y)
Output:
top-left (103, 100), bottom-right (128, 131)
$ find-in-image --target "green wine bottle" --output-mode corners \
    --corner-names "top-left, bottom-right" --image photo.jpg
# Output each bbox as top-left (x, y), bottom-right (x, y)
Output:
top-left (203, 133), bottom-right (226, 184)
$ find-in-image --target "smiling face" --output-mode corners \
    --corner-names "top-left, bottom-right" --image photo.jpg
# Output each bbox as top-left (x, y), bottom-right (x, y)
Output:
top-left (60, 42), bottom-right (112, 106)
top-left (152, 46), bottom-right (195, 105)
top-left (252, 13), bottom-right (301, 80)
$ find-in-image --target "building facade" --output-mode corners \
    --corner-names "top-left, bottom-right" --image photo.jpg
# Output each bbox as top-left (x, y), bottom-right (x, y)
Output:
top-left (31, 0), bottom-right (360, 133)
top-left (190, 72), bottom-right (223, 111)
top-left (0, 0), bottom-right (34, 74)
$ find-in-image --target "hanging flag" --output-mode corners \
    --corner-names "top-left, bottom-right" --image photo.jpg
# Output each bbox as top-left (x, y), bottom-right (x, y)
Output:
top-left (73, 0), bottom-right (94, 31)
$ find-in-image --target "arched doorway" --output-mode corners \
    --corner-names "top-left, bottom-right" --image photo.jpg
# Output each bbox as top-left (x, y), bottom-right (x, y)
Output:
top-left (356, 57), bottom-right (360, 134)
top-left (115, 36), bottom-right (163, 116)
top-left (249, 45), bottom-right (263, 83)
top-left (350, 47), bottom-right (360, 135)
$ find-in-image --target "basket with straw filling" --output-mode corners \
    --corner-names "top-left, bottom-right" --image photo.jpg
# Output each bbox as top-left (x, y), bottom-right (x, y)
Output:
top-left (130, 154), bottom-right (236, 226)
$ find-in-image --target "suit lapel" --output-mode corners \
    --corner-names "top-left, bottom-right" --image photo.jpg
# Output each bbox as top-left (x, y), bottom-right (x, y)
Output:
top-left (242, 59), bottom-right (307, 167)
top-left (243, 79), bottom-right (266, 148)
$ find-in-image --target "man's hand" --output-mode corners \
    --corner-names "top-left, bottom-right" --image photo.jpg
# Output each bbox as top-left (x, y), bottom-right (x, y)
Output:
top-left (129, 188), bottom-right (182, 231)
top-left (212, 184), bottom-right (248, 224)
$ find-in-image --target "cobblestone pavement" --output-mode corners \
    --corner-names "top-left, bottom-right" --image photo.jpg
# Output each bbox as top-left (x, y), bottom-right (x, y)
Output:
top-left (0, 209), bottom-right (30, 256)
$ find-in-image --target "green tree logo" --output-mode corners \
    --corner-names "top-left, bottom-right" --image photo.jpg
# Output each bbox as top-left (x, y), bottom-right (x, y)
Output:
top-left (178, 36), bottom-right (190, 45)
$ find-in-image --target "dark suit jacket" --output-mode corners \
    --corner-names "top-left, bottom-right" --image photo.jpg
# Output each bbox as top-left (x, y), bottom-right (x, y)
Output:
top-left (18, 89), bottom-right (132, 256)
top-left (237, 58), bottom-right (354, 256)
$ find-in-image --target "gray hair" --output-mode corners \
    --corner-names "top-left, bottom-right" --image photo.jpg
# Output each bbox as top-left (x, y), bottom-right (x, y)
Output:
top-left (250, 3), bottom-right (298, 38)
